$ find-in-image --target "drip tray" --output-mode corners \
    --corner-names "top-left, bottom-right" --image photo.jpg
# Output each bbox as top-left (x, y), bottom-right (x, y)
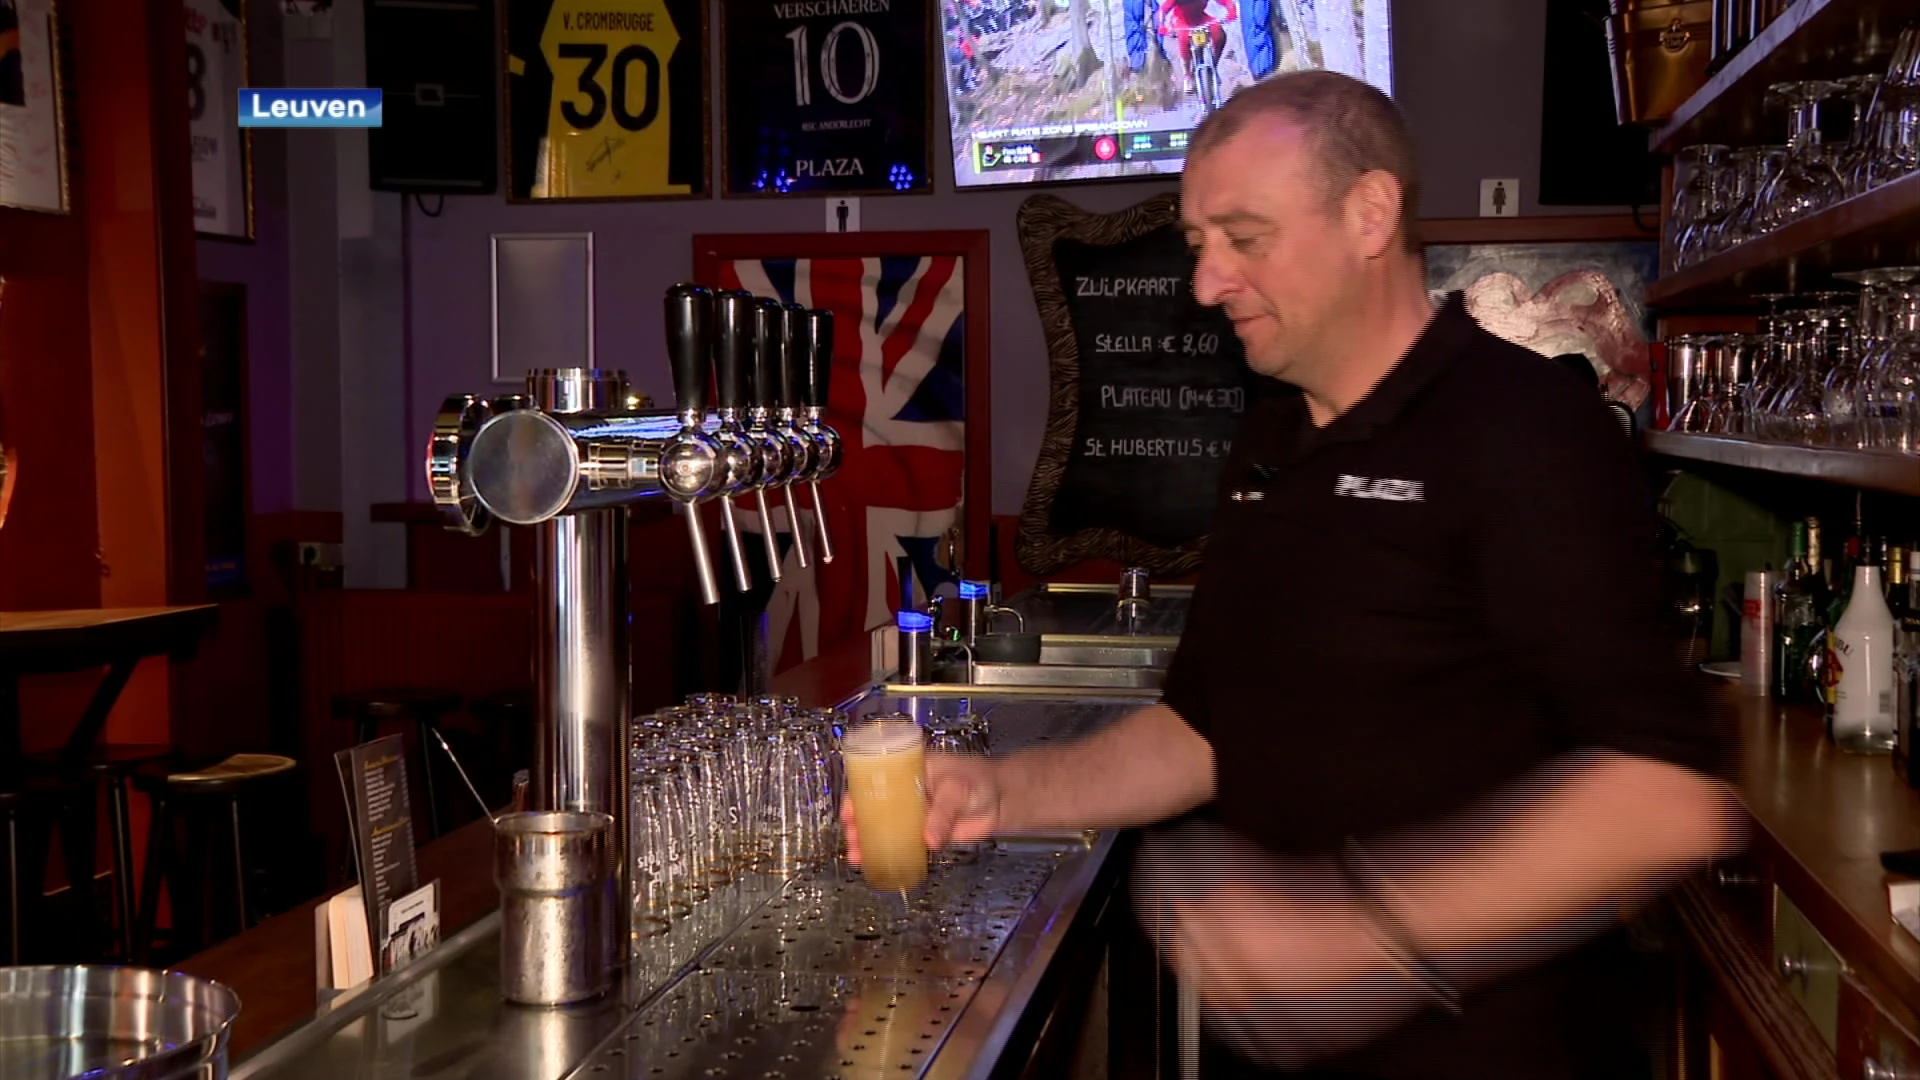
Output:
top-left (569, 851), bottom-right (1060, 1080)
top-left (572, 970), bottom-right (978, 1080)
top-left (702, 858), bottom-right (1055, 980)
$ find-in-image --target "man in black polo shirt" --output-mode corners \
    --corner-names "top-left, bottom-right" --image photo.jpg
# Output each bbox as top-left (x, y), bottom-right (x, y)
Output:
top-left (848, 70), bottom-right (1738, 1077)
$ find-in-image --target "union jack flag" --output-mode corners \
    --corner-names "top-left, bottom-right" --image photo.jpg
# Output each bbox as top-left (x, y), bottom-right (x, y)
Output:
top-left (717, 255), bottom-right (969, 672)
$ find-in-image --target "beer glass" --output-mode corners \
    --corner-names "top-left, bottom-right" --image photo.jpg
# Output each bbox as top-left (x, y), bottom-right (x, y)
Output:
top-left (840, 715), bottom-right (929, 891)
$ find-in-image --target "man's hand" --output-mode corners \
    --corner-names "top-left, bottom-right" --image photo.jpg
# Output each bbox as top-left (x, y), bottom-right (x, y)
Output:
top-left (841, 752), bottom-right (1003, 865)
top-left (1139, 845), bottom-right (1434, 1070)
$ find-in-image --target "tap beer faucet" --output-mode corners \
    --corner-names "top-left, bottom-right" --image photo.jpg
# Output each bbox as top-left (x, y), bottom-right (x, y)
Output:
top-left (775, 303), bottom-right (815, 570)
top-left (799, 308), bottom-right (841, 564)
top-left (745, 298), bottom-right (789, 583)
top-left (663, 283), bottom-right (726, 606)
top-left (419, 284), bottom-right (846, 946)
top-left (712, 291), bottom-right (762, 593)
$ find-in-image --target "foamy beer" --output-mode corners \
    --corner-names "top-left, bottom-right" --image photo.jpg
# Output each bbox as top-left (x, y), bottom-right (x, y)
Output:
top-left (841, 716), bottom-right (928, 890)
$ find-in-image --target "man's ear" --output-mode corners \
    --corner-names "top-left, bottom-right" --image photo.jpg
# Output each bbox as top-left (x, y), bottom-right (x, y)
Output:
top-left (1346, 170), bottom-right (1403, 260)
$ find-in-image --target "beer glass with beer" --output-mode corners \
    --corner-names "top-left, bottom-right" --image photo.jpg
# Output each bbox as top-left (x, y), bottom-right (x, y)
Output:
top-left (840, 715), bottom-right (928, 891)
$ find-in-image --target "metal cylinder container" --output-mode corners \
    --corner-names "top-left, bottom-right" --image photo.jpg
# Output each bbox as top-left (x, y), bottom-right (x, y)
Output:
top-left (0, 965), bottom-right (240, 1080)
top-left (897, 611), bottom-right (934, 685)
top-left (496, 810), bottom-right (616, 1006)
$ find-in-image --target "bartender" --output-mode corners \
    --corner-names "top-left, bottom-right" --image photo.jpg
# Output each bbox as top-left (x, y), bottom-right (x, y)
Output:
top-left (851, 70), bottom-right (1739, 1078)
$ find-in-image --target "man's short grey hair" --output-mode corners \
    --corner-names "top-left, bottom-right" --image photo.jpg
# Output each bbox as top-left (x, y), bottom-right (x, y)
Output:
top-left (1190, 70), bottom-right (1422, 254)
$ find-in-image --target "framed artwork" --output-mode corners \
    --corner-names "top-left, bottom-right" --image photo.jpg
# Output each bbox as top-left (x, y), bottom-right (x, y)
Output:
top-left (718, 0), bottom-right (934, 197)
top-left (0, 0), bottom-right (69, 215)
top-left (1420, 215), bottom-right (1660, 421)
top-left (504, 0), bottom-right (712, 201)
top-left (187, 0), bottom-right (255, 240)
top-left (693, 230), bottom-right (991, 672)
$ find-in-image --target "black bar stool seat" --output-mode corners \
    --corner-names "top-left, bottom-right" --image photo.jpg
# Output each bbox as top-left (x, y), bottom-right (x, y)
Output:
top-left (132, 753), bottom-right (298, 963)
top-left (330, 688), bottom-right (462, 839)
top-left (26, 744), bottom-right (176, 962)
top-left (0, 774), bottom-right (90, 965)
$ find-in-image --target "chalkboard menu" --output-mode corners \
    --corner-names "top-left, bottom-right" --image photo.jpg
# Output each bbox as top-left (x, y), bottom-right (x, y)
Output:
top-left (1016, 193), bottom-right (1251, 577)
top-left (719, 0), bottom-right (933, 196)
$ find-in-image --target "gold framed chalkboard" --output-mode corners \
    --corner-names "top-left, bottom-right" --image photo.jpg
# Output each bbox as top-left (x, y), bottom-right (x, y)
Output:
top-left (1015, 192), bottom-right (1248, 578)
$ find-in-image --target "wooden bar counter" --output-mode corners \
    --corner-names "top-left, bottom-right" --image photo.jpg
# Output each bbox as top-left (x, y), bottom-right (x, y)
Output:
top-left (1682, 690), bottom-right (1920, 1080)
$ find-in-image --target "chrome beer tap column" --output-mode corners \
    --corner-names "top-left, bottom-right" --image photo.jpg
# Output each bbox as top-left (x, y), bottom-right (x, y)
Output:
top-left (712, 291), bottom-right (763, 593)
top-left (745, 299), bottom-right (789, 583)
top-left (524, 368), bottom-right (630, 823)
top-left (774, 303), bottom-right (815, 570)
top-left (799, 308), bottom-right (842, 564)
top-left (663, 283), bottom-right (727, 607)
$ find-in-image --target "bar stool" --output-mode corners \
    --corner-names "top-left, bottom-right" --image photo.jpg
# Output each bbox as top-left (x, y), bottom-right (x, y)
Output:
top-left (330, 689), bottom-right (462, 839)
top-left (26, 744), bottom-right (176, 962)
top-left (132, 753), bottom-right (297, 963)
top-left (0, 775), bottom-right (90, 964)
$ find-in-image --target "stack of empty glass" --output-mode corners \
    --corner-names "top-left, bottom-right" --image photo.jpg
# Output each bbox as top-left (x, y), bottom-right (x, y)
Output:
top-left (627, 695), bottom-right (843, 946)
top-left (1664, 271), bottom-right (1920, 452)
top-left (1665, 26), bottom-right (1920, 274)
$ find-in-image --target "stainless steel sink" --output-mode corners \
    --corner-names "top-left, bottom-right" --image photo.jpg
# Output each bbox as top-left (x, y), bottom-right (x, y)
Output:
top-left (1037, 639), bottom-right (1175, 669)
top-left (966, 662), bottom-right (1164, 691)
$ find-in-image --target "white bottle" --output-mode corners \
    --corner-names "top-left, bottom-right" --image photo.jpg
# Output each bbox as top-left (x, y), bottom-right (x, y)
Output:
top-left (1832, 564), bottom-right (1898, 754)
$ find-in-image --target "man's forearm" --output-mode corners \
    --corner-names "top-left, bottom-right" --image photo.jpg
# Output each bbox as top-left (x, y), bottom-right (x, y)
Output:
top-left (1374, 752), bottom-right (1744, 971)
top-left (995, 703), bottom-right (1215, 832)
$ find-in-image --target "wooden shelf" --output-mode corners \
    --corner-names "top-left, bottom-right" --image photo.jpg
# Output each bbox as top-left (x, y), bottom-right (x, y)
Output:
top-left (1644, 430), bottom-right (1920, 495)
top-left (1646, 170), bottom-right (1920, 307)
top-left (1650, 0), bottom-right (1908, 155)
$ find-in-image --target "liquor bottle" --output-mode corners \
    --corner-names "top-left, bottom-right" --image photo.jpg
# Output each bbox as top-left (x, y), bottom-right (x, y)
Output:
top-left (1831, 562), bottom-right (1898, 754)
top-left (1897, 549), bottom-right (1920, 784)
top-left (1775, 522), bottom-right (1825, 704)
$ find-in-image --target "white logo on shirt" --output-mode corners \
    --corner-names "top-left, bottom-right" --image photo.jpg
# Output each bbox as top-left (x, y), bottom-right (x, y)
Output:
top-left (1229, 490), bottom-right (1266, 502)
top-left (1334, 474), bottom-right (1425, 502)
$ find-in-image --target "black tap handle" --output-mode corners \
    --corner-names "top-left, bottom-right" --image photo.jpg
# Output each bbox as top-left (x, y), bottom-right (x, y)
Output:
top-left (664, 283), bottom-right (712, 416)
top-left (751, 298), bottom-right (783, 410)
top-left (714, 290), bottom-right (753, 412)
top-left (780, 303), bottom-right (808, 409)
top-left (898, 554), bottom-right (914, 613)
top-left (803, 308), bottom-right (836, 411)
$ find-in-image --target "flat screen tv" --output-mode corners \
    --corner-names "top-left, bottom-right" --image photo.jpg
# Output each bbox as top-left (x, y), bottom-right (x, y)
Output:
top-left (941, 0), bottom-right (1392, 188)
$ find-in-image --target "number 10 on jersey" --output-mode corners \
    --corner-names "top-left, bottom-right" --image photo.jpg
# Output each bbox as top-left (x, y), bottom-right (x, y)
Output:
top-left (720, 0), bottom-right (933, 197)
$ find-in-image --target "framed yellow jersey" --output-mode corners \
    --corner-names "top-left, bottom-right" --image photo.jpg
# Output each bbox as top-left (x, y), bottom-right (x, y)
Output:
top-left (505, 0), bottom-right (711, 200)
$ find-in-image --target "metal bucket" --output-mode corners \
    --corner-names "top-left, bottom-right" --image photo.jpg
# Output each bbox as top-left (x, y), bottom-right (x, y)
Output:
top-left (495, 810), bottom-right (614, 1006)
top-left (0, 965), bottom-right (240, 1080)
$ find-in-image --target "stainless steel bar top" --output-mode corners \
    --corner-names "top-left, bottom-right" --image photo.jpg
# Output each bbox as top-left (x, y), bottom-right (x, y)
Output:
top-left (230, 690), bottom-right (1143, 1080)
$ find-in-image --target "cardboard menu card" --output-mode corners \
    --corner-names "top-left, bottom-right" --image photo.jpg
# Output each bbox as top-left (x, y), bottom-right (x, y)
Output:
top-left (330, 734), bottom-right (439, 982)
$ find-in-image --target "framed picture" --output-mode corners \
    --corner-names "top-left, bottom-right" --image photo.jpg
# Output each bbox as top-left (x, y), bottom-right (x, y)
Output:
top-left (0, 0), bottom-right (69, 215)
top-left (187, 0), bottom-right (255, 239)
top-left (719, 0), bottom-right (934, 197)
top-left (1420, 215), bottom-right (1661, 420)
top-left (692, 230), bottom-right (991, 671)
top-left (504, 0), bottom-right (711, 201)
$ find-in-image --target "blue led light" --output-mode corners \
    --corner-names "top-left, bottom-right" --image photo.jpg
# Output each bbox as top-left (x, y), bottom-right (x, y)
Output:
top-left (896, 611), bottom-right (934, 632)
top-left (959, 580), bottom-right (989, 600)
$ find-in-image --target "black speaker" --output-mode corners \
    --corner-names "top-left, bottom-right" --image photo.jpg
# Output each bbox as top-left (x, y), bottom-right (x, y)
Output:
top-left (365, 0), bottom-right (498, 194)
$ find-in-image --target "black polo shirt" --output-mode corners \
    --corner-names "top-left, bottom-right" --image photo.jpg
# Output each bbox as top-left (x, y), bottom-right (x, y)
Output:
top-left (1160, 293), bottom-right (1726, 1079)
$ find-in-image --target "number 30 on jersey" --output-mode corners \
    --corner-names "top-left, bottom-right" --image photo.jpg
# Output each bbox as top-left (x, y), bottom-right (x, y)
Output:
top-left (534, 0), bottom-right (688, 197)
